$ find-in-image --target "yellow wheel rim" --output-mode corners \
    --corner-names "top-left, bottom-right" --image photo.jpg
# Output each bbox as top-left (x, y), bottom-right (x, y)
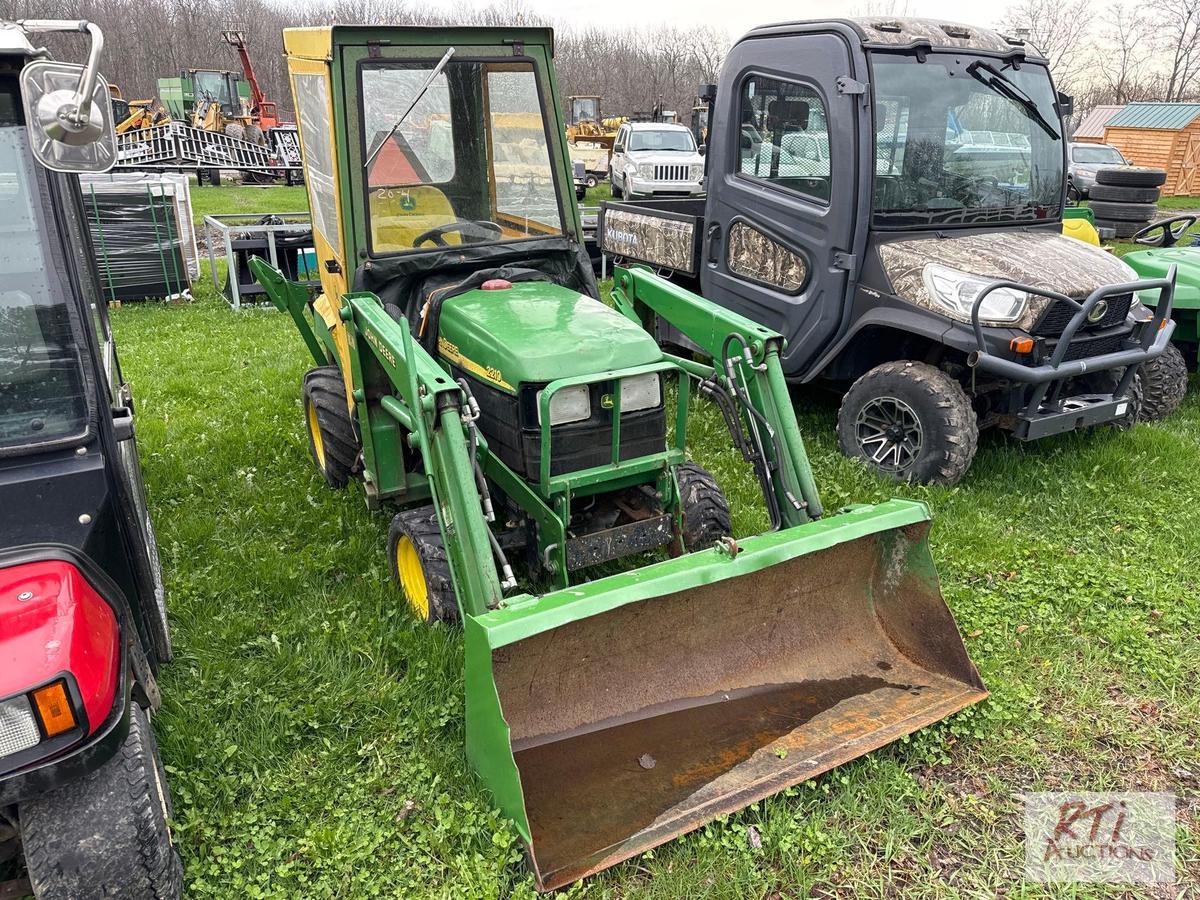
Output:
top-left (396, 536), bottom-right (430, 620)
top-left (306, 399), bottom-right (326, 470)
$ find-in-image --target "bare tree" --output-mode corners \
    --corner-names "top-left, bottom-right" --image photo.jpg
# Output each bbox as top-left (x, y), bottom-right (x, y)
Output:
top-left (1000, 0), bottom-right (1093, 92)
top-left (1155, 0), bottom-right (1200, 102)
top-left (1095, 7), bottom-right (1155, 105)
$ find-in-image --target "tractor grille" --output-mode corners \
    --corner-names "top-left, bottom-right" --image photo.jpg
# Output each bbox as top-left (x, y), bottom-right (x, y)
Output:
top-left (654, 164), bottom-right (690, 182)
top-left (1057, 331), bottom-right (1127, 363)
top-left (1031, 292), bottom-right (1133, 337)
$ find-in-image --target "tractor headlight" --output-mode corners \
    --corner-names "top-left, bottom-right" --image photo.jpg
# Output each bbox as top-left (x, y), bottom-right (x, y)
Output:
top-left (0, 694), bottom-right (41, 760)
top-left (620, 373), bottom-right (662, 412)
top-left (922, 263), bottom-right (1029, 325)
top-left (537, 384), bottom-right (592, 426)
top-left (636, 162), bottom-right (656, 180)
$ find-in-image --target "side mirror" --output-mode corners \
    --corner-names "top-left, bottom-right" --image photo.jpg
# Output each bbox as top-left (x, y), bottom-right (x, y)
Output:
top-left (19, 21), bottom-right (117, 173)
top-left (1057, 91), bottom-right (1074, 119)
top-left (698, 145), bottom-right (707, 157)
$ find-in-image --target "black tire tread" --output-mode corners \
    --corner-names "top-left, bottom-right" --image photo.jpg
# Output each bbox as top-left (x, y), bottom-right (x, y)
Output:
top-left (837, 361), bottom-right (979, 486)
top-left (20, 705), bottom-right (182, 900)
top-left (1087, 184), bottom-right (1161, 204)
top-left (1094, 166), bottom-right (1167, 188)
top-left (674, 462), bottom-right (732, 551)
top-left (1089, 200), bottom-right (1158, 222)
top-left (388, 506), bottom-right (459, 624)
top-left (303, 367), bottom-right (358, 488)
top-left (1138, 343), bottom-right (1188, 422)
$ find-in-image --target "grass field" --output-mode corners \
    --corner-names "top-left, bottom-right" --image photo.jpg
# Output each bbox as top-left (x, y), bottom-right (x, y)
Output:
top-left (103, 185), bottom-right (1200, 897)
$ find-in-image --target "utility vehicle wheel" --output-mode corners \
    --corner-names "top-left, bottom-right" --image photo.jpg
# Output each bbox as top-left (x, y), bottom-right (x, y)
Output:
top-left (1137, 343), bottom-right (1188, 421)
top-left (838, 361), bottom-right (979, 486)
top-left (223, 122), bottom-right (246, 142)
top-left (1088, 200), bottom-right (1158, 222)
top-left (20, 705), bottom-right (182, 900)
top-left (302, 367), bottom-right (358, 488)
top-left (388, 506), bottom-right (458, 624)
top-left (674, 462), bottom-right (732, 551)
top-left (1088, 184), bottom-right (1161, 204)
top-left (1094, 166), bottom-right (1167, 189)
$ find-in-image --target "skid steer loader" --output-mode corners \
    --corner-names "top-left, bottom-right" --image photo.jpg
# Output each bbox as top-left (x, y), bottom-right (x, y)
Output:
top-left (252, 24), bottom-right (987, 891)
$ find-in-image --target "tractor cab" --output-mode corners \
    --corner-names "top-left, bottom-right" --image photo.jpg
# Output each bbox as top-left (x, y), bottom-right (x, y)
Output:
top-left (0, 18), bottom-right (180, 899)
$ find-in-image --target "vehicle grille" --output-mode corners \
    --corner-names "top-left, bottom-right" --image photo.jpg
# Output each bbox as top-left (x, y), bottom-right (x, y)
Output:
top-left (1058, 331), bottom-right (1126, 362)
top-left (654, 164), bottom-right (690, 182)
top-left (1031, 292), bottom-right (1133, 337)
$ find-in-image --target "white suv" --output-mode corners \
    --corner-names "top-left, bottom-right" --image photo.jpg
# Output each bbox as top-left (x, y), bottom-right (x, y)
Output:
top-left (609, 122), bottom-right (704, 199)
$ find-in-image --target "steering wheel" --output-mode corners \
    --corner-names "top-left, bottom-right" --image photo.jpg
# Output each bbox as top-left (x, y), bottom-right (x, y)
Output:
top-left (412, 220), bottom-right (503, 248)
top-left (1132, 215), bottom-right (1198, 248)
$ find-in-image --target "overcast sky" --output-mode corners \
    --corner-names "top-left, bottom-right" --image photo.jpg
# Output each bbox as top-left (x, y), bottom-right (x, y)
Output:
top-left (418, 0), bottom-right (1004, 40)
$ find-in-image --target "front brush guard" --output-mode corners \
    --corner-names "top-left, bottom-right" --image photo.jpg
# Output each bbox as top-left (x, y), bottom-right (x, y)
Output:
top-left (967, 267), bottom-right (1178, 438)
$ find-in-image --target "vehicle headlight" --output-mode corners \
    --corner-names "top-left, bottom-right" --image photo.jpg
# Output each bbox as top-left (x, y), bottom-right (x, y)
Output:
top-left (537, 384), bottom-right (591, 425)
top-left (689, 163), bottom-right (704, 180)
top-left (922, 263), bottom-right (1029, 324)
top-left (620, 373), bottom-right (661, 412)
top-left (636, 162), bottom-right (655, 179)
top-left (0, 694), bottom-right (41, 759)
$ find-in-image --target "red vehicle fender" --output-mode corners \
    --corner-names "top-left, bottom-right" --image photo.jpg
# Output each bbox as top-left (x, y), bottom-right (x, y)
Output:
top-left (0, 560), bottom-right (121, 737)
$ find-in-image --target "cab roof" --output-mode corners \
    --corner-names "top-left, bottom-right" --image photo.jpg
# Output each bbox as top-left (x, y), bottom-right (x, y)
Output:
top-left (282, 24), bottom-right (556, 61)
top-left (0, 21), bottom-right (38, 57)
top-left (744, 16), bottom-right (1042, 60)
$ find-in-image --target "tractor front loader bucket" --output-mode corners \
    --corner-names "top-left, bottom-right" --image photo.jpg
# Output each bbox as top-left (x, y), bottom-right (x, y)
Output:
top-left (466, 500), bottom-right (986, 891)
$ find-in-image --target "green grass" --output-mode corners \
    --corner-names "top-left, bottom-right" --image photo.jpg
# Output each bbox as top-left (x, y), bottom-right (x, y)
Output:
top-left (1159, 196), bottom-right (1200, 210)
top-left (190, 183), bottom-right (310, 225)
top-left (102, 185), bottom-right (1200, 897)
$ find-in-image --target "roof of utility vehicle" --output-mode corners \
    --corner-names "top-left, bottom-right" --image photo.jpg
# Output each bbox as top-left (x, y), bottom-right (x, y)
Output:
top-left (743, 17), bottom-right (1042, 59)
top-left (0, 21), bottom-right (37, 56)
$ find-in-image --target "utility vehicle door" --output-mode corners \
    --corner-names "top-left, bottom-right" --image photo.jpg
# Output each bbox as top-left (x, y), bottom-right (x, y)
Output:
top-left (701, 27), bottom-right (868, 377)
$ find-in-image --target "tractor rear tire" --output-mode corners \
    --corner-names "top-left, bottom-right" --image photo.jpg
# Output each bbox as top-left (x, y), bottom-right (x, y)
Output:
top-left (245, 124), bottom-right (264, 146)
top-left (302, 367), bottom-right (358, 489)
top-left (224, 122), bottom-right (246, 142)
top-left (19, 705), bottom-right (181, 900)
top-left (674, 462), bottom-right (732, 552)
top-left (1088, 200), bottom-right (1158, 222)
top-left (838, 361), bottom-right (978, 486)
top-left (1137, 342), bottom-right (1188, 422)
top-left (388, 506), bottom-right (458, 624)
top-left (1088, 184), bottom-right (1161, 204)
top-left (1094, 166), bottom-right (1167, 188)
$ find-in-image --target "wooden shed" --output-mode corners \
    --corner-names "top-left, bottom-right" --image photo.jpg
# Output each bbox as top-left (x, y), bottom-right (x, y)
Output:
top-left (1102, 102), bottom-right (1200, 196)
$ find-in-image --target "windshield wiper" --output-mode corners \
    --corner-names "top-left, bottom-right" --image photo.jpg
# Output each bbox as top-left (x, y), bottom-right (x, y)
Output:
top-left (365, 47), bottom-right (455, 168)
top-left (966, 61), bottom-right (1059, 141)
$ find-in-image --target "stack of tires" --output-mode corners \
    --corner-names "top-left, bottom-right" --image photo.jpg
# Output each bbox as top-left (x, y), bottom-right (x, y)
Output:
top-left (1089, 166), bottom-right (1167, 239)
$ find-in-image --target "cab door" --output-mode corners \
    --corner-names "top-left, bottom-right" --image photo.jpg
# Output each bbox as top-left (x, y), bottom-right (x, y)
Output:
top-left (701, 29), bottom-right (867, 378)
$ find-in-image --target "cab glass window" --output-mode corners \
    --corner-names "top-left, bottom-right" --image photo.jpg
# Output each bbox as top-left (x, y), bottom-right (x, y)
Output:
top-left (0, 79), bottom-right (89, 450)
top-left (737, 75), bottom-right (830, 202)
top-left (293, 73), bottom-right (341, 255)
top-left (361, 60), bottom-right (564, 254)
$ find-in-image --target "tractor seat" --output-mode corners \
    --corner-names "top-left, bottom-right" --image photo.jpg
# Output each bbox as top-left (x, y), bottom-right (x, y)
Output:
top-left (369, 186), bottom-right (459, 252)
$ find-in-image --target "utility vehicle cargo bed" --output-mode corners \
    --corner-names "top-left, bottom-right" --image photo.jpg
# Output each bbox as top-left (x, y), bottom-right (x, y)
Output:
top-left (598, 198), bottom-right (706, 276)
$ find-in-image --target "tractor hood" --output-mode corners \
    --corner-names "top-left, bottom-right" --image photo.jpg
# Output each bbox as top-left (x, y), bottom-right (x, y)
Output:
top-left (1124, 247), bottom-right (1200, 310)
top-left (437, 282), bottom-right (662, 392)
top-left (877, 230), bottom-right (1138, 331)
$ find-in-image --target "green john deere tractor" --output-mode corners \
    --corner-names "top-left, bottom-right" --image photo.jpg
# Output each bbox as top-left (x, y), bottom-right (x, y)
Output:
top-left (1123, 215), bottom-right (1199, 382)
top-left (252, 24), bottom-right (987, 892)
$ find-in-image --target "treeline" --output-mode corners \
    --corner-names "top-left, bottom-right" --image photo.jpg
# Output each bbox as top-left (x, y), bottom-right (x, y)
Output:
top-left (0, 0), bottom-right (728, 124)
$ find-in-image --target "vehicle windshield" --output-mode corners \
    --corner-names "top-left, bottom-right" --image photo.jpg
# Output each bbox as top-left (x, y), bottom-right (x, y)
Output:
top-left (1072, 144), bottom-right (1125, 165)
top-left (193, 70), bottom-right (236, 113)
top-left (572, 97), bottom-right (600, 123)
top-left (0, 78), bottom-right (89, 450)
top-left (628, 129), bottom-right (696, 152)
top-left (871, 53), bottom-right (1064, 227)
top-left (362, 59), bottom-right (564, 255)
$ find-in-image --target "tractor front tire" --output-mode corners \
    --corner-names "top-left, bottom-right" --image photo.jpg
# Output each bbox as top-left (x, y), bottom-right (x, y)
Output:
top-left (675, 462), bottom-right (732, 552)
top-left (838, 361), bottom-right (979, 486)
top-left (19, 705), bottom-right (181, 900)
top-left (303, 367), bottom-right (358, 489)
top-left (224, 122), bottom-right (246, 142)
top-left (245, 124), bottom-right (265, 146)
top-left (388, 507), bottom-right (458, 624)
top-left (1138, 343), bottom-right (1188, 421)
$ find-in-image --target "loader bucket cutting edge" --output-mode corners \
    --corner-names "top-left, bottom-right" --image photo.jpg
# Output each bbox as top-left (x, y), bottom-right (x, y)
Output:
top-left (463, 499), bottom-right (987, 891)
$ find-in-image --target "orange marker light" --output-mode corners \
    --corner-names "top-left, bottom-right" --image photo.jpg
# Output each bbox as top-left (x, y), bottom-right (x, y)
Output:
top-left (32, 681), bottom-right (76, 737)
top-left (1009, 337), bottom-right (1035, 354)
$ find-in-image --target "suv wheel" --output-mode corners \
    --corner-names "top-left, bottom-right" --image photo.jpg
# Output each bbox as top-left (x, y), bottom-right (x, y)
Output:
top-left (610, 170), bottom-right (623, 199)
top-left (837, 361), bottom-right (979, 486)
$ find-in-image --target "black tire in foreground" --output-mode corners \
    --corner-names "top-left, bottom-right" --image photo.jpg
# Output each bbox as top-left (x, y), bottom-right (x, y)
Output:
top-left (20, 705), bottom-right (181, 900)
top-left (674, 462), bottom-right (732, 552)
top-left (302, 366), bottom-right (358, 489)
top-left (1088, 184), bottom-right (1161, 204)
top-left (1094, 166), bottom-right (1168, 189)
top-left (1089, 200), bottom-right (1159, 222)
top-left (837, 361), bottom-right (979, 486)
top-left (1138, 343), bottom-right (1189, 422)
top-left (1093, 218), bottom-right (1144, 239)
top-left (388, 506), bottom-right (458, 624)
